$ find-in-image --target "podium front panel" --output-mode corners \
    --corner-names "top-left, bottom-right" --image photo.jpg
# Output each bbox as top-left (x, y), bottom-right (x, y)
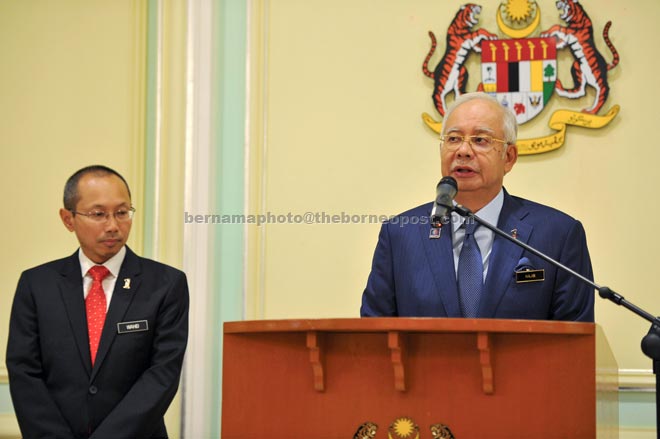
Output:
top-left (222, 318), bottom-right (610, 439)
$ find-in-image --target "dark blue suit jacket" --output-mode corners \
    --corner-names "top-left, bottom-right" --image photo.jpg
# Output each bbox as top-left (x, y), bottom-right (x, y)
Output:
top-left (6, 247), bottom-right (189, 438)
top-left (361, 190), bottom-right (594, 321)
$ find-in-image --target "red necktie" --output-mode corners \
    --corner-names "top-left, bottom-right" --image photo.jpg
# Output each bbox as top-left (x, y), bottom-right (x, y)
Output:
top-left (86, 265), bottom-right (110, 366)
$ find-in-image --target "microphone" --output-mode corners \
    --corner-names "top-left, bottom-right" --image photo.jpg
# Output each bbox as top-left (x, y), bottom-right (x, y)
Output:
top-left (431, 176), bottom-right (458, 227)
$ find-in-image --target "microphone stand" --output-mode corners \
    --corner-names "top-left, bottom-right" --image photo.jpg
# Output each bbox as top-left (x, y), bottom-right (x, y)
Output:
top-left (450, 203), bottom-right (660, 437)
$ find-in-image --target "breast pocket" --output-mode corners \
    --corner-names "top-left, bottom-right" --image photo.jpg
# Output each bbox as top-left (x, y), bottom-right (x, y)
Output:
top-left (114, 319), bottom-right (153, 358)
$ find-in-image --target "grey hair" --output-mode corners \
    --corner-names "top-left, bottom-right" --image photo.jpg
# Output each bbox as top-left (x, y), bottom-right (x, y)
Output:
top-left (441, 92), bottom-right (518, 145)
top-left (63, 165), bottom-right (131, 211)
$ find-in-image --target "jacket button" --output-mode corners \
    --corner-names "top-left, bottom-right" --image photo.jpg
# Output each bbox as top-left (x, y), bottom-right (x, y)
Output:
top-left (89, 386), bottom-right (98, 395)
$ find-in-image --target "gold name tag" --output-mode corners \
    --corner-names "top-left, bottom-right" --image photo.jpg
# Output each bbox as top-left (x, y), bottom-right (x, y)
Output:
top-left (515, 269), bottom-right (545, 283)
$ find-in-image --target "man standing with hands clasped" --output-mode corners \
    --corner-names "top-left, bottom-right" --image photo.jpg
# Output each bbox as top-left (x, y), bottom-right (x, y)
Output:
top-left (361, 92), bottom-right (594, 321)
top-left (6, 165), bottom-right (189, 438)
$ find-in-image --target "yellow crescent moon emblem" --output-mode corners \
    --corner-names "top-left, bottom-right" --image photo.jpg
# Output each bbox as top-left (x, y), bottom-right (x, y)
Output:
top-left (497, 4), bottom-right (541, 39)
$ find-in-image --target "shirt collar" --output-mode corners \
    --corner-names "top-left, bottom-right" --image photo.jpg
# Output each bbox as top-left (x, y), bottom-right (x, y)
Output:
top-left (78, 246), bottom-right (127, 279)
top-left (451, 188), bottom-right (505, 233)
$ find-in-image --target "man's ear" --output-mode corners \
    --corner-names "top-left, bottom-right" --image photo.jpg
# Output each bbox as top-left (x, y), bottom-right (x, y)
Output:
top-left (60, 208), bottom-right (75, 232)
top-left (503, 143), bottom-right (518, 174)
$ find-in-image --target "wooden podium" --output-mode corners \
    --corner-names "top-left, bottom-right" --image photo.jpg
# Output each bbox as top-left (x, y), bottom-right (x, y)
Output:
top-left (222, 318), bottom-right (618, 438)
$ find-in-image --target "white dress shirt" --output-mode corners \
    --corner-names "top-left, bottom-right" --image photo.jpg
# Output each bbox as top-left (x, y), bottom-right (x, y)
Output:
top-left (79, 246), bottom-right (127, 311)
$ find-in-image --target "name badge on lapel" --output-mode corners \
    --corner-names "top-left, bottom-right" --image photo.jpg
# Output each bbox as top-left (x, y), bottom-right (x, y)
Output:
top-left (117, 320), bottom-right (149, 334)
top-left (515, 269), bottom-right (545, 283)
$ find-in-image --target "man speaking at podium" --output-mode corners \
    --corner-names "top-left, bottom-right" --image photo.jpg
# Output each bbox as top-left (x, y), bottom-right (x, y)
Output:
top-left (361, 93), bottom-right (594, 321)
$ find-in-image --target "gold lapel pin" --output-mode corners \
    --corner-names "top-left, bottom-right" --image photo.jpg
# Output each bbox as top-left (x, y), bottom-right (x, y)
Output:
top-left (123, 278), bottom-right (131, 289)
top-left (511, 229), bottom-right (518, 239)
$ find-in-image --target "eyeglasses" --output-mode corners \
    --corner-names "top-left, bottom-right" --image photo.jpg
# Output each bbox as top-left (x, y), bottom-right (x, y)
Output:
top-left (70, 207), bottom-right (136, 222)
top-left (440, 134), bottom-right (509, 153)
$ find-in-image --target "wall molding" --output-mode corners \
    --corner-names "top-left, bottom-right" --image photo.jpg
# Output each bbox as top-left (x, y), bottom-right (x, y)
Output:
top-left (181, 0), bottom-right (215, 437)
top-left (619, 427), bottom-right (656, 439)
top-left (1, 366), bottom-right (654, 389)
top-left (618, 369), bottom-right (655, 391)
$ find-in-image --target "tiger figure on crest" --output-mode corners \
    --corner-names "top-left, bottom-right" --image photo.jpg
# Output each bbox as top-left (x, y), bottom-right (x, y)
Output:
top-left (541, 0), bottom-right (619, 114)
top-left (422, 3), bottom-right (497, 116)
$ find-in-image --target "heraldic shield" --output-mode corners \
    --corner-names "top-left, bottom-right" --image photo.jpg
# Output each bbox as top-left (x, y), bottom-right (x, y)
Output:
top-left (480, 37), bottom-right (557, 125)
top-left (421, 0), bottom-right (621, 154)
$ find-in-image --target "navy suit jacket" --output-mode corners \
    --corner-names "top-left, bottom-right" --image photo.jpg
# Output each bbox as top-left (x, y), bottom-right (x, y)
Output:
top-left (6, 247), bottom-right (189, 438)
top-left (361, 190), bottom-right (594, 321)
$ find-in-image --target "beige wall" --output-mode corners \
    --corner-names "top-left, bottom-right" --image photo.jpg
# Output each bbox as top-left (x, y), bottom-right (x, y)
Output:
top-left (249, 0), bottom-right (659, 375)
top-left (0, 0), bottom-right (160, 436)
top-left (0, 0), bottom-right (146, 359)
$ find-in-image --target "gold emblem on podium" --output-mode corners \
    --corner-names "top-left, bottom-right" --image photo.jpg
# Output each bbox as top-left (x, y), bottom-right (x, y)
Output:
top-left (389, 417), bottom-right (419, 439)
top-left (353, 418), bottom-right (455, 439)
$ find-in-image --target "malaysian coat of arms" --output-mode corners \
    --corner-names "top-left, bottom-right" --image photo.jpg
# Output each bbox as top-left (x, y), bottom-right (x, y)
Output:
top-left (353, 418), bottom-right (456, 439)
top-left (421, 0), bottom-right (620, 155)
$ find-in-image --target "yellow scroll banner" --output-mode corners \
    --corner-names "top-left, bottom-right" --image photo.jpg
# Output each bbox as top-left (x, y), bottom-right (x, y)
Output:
top-left (422, 104), bottom-right (620, 155)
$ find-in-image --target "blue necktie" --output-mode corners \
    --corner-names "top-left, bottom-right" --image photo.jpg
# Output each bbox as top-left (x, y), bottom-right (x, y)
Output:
top-left (458, 220), bottom-right (483, 317)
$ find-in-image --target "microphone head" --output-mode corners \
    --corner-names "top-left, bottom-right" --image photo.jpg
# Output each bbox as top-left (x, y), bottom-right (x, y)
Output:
top-left (437, 176), bottom-right (458, 197)
top-left (431, 176), bottom-right (458, 227)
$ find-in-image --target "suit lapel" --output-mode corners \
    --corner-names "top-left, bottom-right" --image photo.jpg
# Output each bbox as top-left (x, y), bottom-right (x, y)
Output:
top-left (58, 251), bottom-right (92, 376)
top-left (480, 192), bottom-right (532, 317)
top-left (91, 247), bottom-right (142, 378)
top-left (419, 212), bottom-right (461, 317)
